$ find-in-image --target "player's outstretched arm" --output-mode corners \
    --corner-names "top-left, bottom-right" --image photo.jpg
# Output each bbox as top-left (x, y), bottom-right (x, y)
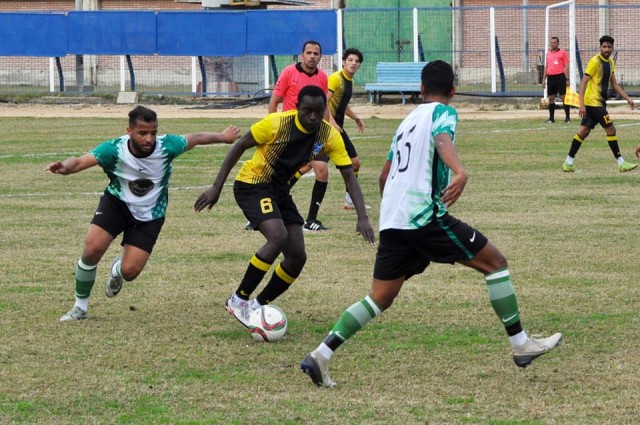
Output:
top-left (635, 144), bottom-right (640, 159)
top-left (434, 133), bottom-right (467, 207)
top-left (339, 168), bottom-right (375, 244)
top-left (45, 153), bottom-right (98, 175)
top-left (184, 125), bottom-right (241, 151)
top-left (194, 131), bottom-right (256, 212)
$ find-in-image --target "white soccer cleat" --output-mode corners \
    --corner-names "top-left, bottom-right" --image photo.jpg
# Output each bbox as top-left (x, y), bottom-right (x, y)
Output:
top-left (512, 333), bottom-right (562, 368)
top-left (300, 350), bottom-right (336, 388)
top-left (225, 296), bottom-right (252, 328)
top-left (59, 305), bottom-right (88, 322)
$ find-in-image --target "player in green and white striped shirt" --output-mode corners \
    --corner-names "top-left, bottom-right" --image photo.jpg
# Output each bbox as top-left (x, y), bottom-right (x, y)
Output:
top-left (301, 61), bottom-right (562, 388)
top-left (46, 105), bottom-right (240, 321)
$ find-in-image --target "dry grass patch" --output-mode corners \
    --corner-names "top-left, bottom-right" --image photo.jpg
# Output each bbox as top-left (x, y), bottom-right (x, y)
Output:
top-left (1, 114), bottom-right (639, 423)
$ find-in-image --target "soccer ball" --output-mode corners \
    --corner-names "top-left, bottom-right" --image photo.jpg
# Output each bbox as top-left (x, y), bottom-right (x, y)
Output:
top-left (248, 305), bottom-right (288, 342)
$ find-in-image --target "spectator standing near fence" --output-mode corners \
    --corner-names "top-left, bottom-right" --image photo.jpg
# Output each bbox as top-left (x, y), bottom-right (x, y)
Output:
top-left (562, 35), bottom-right (637, 173)
top-left (300, 61), bottom-right (562, 388)
top-left (47, 105), bottom-right (240, 321)
top-left (543, 36), bottom-right (571, 123)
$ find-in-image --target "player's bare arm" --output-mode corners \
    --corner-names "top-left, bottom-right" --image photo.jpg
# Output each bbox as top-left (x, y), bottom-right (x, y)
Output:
top-left (345, 106), bottom-right (365, 133)
top-left (268, 94), bottom-right (283, 113)
top-left (339, 168), bottom-right (375, 244)
top-left (194, 131), bottom-right (257, 212)
top-left (635, 145), bottom-right (640, 158)
top-left (45, 153), bottom-right (98, 175)
top-left (434, 133), bottom-right (467, 207)
top-left (379, 160), bottom-right (391, 196)
top-left (610, 74), bottom-right (636, 110)
top-left (184, 125), bottom-right (241, 150)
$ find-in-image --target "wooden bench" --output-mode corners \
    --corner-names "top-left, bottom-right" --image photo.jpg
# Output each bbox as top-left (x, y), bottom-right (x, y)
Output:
top-left (364, 62), bottom-right (427, 104)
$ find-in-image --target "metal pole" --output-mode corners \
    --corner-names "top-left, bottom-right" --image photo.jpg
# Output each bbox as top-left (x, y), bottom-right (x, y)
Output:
top-left (75, 0), bottom-right (84, 89)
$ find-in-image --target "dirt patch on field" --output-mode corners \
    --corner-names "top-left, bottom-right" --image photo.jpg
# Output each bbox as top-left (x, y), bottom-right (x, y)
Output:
top-left (1, 97), bottom-right (638, 121)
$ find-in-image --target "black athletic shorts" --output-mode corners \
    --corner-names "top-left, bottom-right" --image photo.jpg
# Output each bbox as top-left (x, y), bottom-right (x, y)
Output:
top-left (313, 130), bottom-right (357, 163)
top-left (547, 74), bottom-right (567, 97)
top-left (581, 105), bottom-right (612, 129)
top-left (373, 213), bottom-right (488, 281)
top-left (91, 192), bottom-right (165, 253)
top-left (234, 181), bottom-right (304, 230)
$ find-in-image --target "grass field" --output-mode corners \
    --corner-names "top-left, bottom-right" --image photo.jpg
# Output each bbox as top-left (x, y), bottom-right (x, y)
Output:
top-left (1, 111), bottom-right (639, 424)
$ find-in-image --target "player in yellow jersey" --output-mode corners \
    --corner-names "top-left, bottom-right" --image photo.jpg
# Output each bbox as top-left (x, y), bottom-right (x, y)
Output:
top-left (194, 85), bottom-right (375, 328)
top-left (562, 35), bottom-right (637, 173)
top-left (327, 48), bottom-right (366, 211)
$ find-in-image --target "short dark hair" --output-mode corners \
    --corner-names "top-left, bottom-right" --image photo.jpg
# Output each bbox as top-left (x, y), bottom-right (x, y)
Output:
top-left (343, 48), bottom-right (363, 62)
top-left (298, 85), bottom-right (326, 104)
top-left (421, 60), bottom-right (455, 97)
top-left (302, 40), bottom-right (322, 54)
top-left (551, 36), bottom-right (559, 43)
top-left (599, 35), bottom-right (614, 46)
top-left (128, 105), bottom-right (157, 127)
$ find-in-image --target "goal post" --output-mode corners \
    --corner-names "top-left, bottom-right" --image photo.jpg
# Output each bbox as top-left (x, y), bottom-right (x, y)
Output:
top-left (544, 0), bottom-right (576, 99)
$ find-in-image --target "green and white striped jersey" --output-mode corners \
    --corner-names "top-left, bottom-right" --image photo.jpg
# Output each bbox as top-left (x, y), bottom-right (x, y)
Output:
top-left (379, 102), bottom-right (458, 230)
top-left (91, 134), bottom-right (188, 221)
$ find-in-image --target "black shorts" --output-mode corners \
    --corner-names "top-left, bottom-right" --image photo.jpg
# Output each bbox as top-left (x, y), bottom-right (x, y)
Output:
top-left (234, 181), bottom-right (304, 230)
top-left (91, 192), bottom-right (165, 253)
top-left (373, 213), bottom-right (488, 281)
top-left (547, 74), bottom-right (567, 96)
top-left (313, 131), bottom-right (357, 163)
top-left (581, 105), bottom-right (613, 129)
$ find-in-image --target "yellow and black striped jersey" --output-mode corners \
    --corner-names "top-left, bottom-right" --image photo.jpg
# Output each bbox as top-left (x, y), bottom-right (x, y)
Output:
top-left (584, 53), bottom-right (615, 107)
top-left (236, 110), bottom-right (351, 190)
top-left (328, 69), bottom-right (353, 127)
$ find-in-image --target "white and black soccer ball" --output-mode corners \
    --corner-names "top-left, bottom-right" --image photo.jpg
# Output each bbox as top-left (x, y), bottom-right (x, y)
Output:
top-left (248, 305), bottom-right (288, 342)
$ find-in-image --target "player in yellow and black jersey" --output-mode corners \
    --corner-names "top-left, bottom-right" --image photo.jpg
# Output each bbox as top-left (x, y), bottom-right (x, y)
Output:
top-left (562, 35), bottom-right (637, 173)
top-left (194, 85), bottom-right (375, 328)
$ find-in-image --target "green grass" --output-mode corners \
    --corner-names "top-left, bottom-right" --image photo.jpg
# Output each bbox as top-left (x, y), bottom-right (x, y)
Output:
top-left (1, 110), bottom-right (639, 424)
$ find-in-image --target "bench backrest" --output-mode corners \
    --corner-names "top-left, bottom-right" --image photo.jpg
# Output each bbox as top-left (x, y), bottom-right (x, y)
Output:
top-left (375, 62), bottom-right (428, 83)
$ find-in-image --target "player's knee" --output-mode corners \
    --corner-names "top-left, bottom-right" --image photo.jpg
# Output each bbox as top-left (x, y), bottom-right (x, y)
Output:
top-left (314, 166), bottom-right (328, 181)
top-left (120, 262), bottom-right (143, 282)
top-left (81, 245), bottom-right (105, 265)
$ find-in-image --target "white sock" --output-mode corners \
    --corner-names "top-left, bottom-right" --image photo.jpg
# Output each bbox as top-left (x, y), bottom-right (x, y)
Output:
top-left (75, 296), bottom-right (89, 312)
top-left (616, 156), bottom-right (625, 166)
top-left (250, 299), bottom-right (262, 310)
top-left (231, 293), bottom-right (246, 306)
top-left (316, 342), bottom-right (333, 360)
top-left (111, 258), bottom-right (121, 277)
top-left (345, 191), bottom-right (353, 205)
top-left (509, 330), bottom-right (529, 348)
top-left (565, 156), bottom-right (574, 165)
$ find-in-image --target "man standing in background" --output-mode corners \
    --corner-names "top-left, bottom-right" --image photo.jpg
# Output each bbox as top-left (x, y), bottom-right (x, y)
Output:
top-left (543, 36), bottom-right (571, 123)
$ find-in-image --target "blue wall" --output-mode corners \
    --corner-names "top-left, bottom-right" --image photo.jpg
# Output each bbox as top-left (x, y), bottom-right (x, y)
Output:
top-left (0, 10), bottom-right (337, 56)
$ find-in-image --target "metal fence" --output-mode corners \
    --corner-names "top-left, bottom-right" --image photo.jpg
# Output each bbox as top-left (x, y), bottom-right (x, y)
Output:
top-left (1, 4), bottom-right (639, 98)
